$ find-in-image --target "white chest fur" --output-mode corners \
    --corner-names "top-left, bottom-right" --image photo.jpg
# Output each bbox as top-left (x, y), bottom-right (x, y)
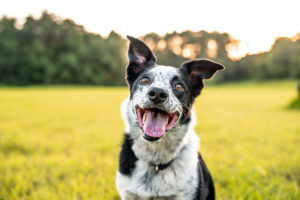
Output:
top-left (116, 131), bottom-right (200, 200)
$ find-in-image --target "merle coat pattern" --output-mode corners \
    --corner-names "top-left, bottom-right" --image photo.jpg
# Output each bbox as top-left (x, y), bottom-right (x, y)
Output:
top-left (116, 36), bottom-right (224, 200)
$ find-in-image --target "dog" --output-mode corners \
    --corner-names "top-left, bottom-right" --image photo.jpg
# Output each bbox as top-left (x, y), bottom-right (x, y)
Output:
top-left (116, 36), bottom-right (224, 200)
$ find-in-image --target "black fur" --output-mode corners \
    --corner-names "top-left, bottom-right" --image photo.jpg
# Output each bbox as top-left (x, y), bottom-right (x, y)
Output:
top-left (169, 75), bottom-right (194, 124)
top-left (126, 36), bottom-right (156, 89)
top-left (193, 153), bottom-right (215, 200)
top-left (119, 134), bottom-right (138, 175)
top-left (179, 59), bottom-right (224, 97)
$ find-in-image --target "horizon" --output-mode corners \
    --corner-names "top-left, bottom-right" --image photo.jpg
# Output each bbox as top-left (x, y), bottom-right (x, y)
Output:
top-left (1, 0), bottom-right (300, 59)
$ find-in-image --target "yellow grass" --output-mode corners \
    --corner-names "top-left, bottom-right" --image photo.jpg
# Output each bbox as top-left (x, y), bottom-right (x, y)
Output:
top-left (0, 81), bottom-right (299, 200)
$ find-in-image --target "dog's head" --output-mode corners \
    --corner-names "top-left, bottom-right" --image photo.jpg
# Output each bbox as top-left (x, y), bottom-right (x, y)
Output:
top-left (125, 36), bottom-right (224, 142)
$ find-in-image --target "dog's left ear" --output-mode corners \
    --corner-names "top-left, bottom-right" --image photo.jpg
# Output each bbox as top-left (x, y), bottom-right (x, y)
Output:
top-left (179, 59), bottom-right (225, 97)
top-left (126, 36), bottom-right (156, 88)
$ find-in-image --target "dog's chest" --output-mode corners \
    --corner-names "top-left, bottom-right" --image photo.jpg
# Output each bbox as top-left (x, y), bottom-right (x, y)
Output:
top-left (118, 158), bottom-right (198, 199)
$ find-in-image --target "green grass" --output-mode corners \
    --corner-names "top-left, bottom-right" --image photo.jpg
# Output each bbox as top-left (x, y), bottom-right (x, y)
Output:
top-left (0, 81), bottom-right (299, 200)
top-left (288, 97), bottom-right (300, 110)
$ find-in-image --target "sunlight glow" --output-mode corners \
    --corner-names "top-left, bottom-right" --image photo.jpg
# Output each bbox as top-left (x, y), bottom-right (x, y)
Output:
top-left (157, 40), bottom-right (167, 51)
top-left (207, 40), bottom-right (218, 58)
top-left (1, 0), bottom-right (299, 59)
top-left (182, 44), bottom-right (197, 59)
top-left (168, 36), bottom-right (183, 56)
top-left (226, 41), bottom-right (250, 60)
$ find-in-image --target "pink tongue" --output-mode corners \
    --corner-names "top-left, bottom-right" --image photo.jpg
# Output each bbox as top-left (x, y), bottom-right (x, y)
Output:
top-left (143, 110), bottom-right (167, 138)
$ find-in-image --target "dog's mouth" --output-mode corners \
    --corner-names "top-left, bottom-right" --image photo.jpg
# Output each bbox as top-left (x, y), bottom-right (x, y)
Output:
top-left (136, 107), bottom-right (179, 141)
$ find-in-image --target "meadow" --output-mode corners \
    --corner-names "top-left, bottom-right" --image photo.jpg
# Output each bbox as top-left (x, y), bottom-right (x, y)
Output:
top-left (0, 81), bottom-right (299, 200)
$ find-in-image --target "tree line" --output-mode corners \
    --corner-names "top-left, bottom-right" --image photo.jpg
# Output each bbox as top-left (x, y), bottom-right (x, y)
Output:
top-left (0, 11), bottom-right (299, 85)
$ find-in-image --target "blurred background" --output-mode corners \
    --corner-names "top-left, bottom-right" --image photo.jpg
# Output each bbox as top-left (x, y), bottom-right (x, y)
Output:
top-left (0, 0), bottom-right (299, 199)
top-left (0, 0), bottom-right (300, 85)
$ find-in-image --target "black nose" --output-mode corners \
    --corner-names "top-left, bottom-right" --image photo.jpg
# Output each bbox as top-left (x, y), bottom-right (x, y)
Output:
top-left (147, 87), bottom-right (168, 104)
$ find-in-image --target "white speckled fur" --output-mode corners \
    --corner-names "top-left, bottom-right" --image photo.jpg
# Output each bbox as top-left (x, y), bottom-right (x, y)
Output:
top-left (117, 65), bottom-right (200, 200)
top-left (130, 66), bottom-right (183, 121)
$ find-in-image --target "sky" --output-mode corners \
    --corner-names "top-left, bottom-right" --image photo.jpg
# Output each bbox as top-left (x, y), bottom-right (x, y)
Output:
top-left (1, 0), bottom-right (300, 58)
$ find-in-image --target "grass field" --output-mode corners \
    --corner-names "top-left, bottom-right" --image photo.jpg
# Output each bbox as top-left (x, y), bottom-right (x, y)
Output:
top-left (0, 81), bottom-right (299, 200)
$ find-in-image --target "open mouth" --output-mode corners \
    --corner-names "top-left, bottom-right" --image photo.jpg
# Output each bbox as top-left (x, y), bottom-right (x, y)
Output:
top-left (136, 107), bottom-right (179, 141)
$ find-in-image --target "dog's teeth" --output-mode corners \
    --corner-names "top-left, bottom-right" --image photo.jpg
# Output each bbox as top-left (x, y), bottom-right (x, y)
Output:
top-left (143, 111), bottom-right (147, 123)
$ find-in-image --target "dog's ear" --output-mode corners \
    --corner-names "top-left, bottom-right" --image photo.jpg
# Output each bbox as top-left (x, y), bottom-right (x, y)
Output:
top-left (179, 59), bottom-right (225, 97)
top-left (126, 36), bottom-right (156, 88)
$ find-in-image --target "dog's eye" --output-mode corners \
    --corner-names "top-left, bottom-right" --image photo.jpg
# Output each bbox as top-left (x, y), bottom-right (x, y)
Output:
top-left (175, 83), bottom-right (184, 91)
top-left (141, 77), bottom-right (149, 84)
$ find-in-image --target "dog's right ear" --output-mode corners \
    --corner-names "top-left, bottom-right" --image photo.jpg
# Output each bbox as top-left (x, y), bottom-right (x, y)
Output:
top-left (126, 36), bottom-right (156, 88)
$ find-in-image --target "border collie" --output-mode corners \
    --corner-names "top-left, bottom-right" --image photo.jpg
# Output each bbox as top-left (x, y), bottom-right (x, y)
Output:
top-left (116, 36), bottom-right (224, 200)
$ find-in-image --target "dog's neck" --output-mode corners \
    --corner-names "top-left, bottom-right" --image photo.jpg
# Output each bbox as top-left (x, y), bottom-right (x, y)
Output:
top-left (121, 98), bottom-right (199, 164)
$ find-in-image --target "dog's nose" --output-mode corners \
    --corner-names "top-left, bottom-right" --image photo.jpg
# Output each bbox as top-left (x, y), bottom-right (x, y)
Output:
top-left (147, 87), bottom-right (168, 104)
